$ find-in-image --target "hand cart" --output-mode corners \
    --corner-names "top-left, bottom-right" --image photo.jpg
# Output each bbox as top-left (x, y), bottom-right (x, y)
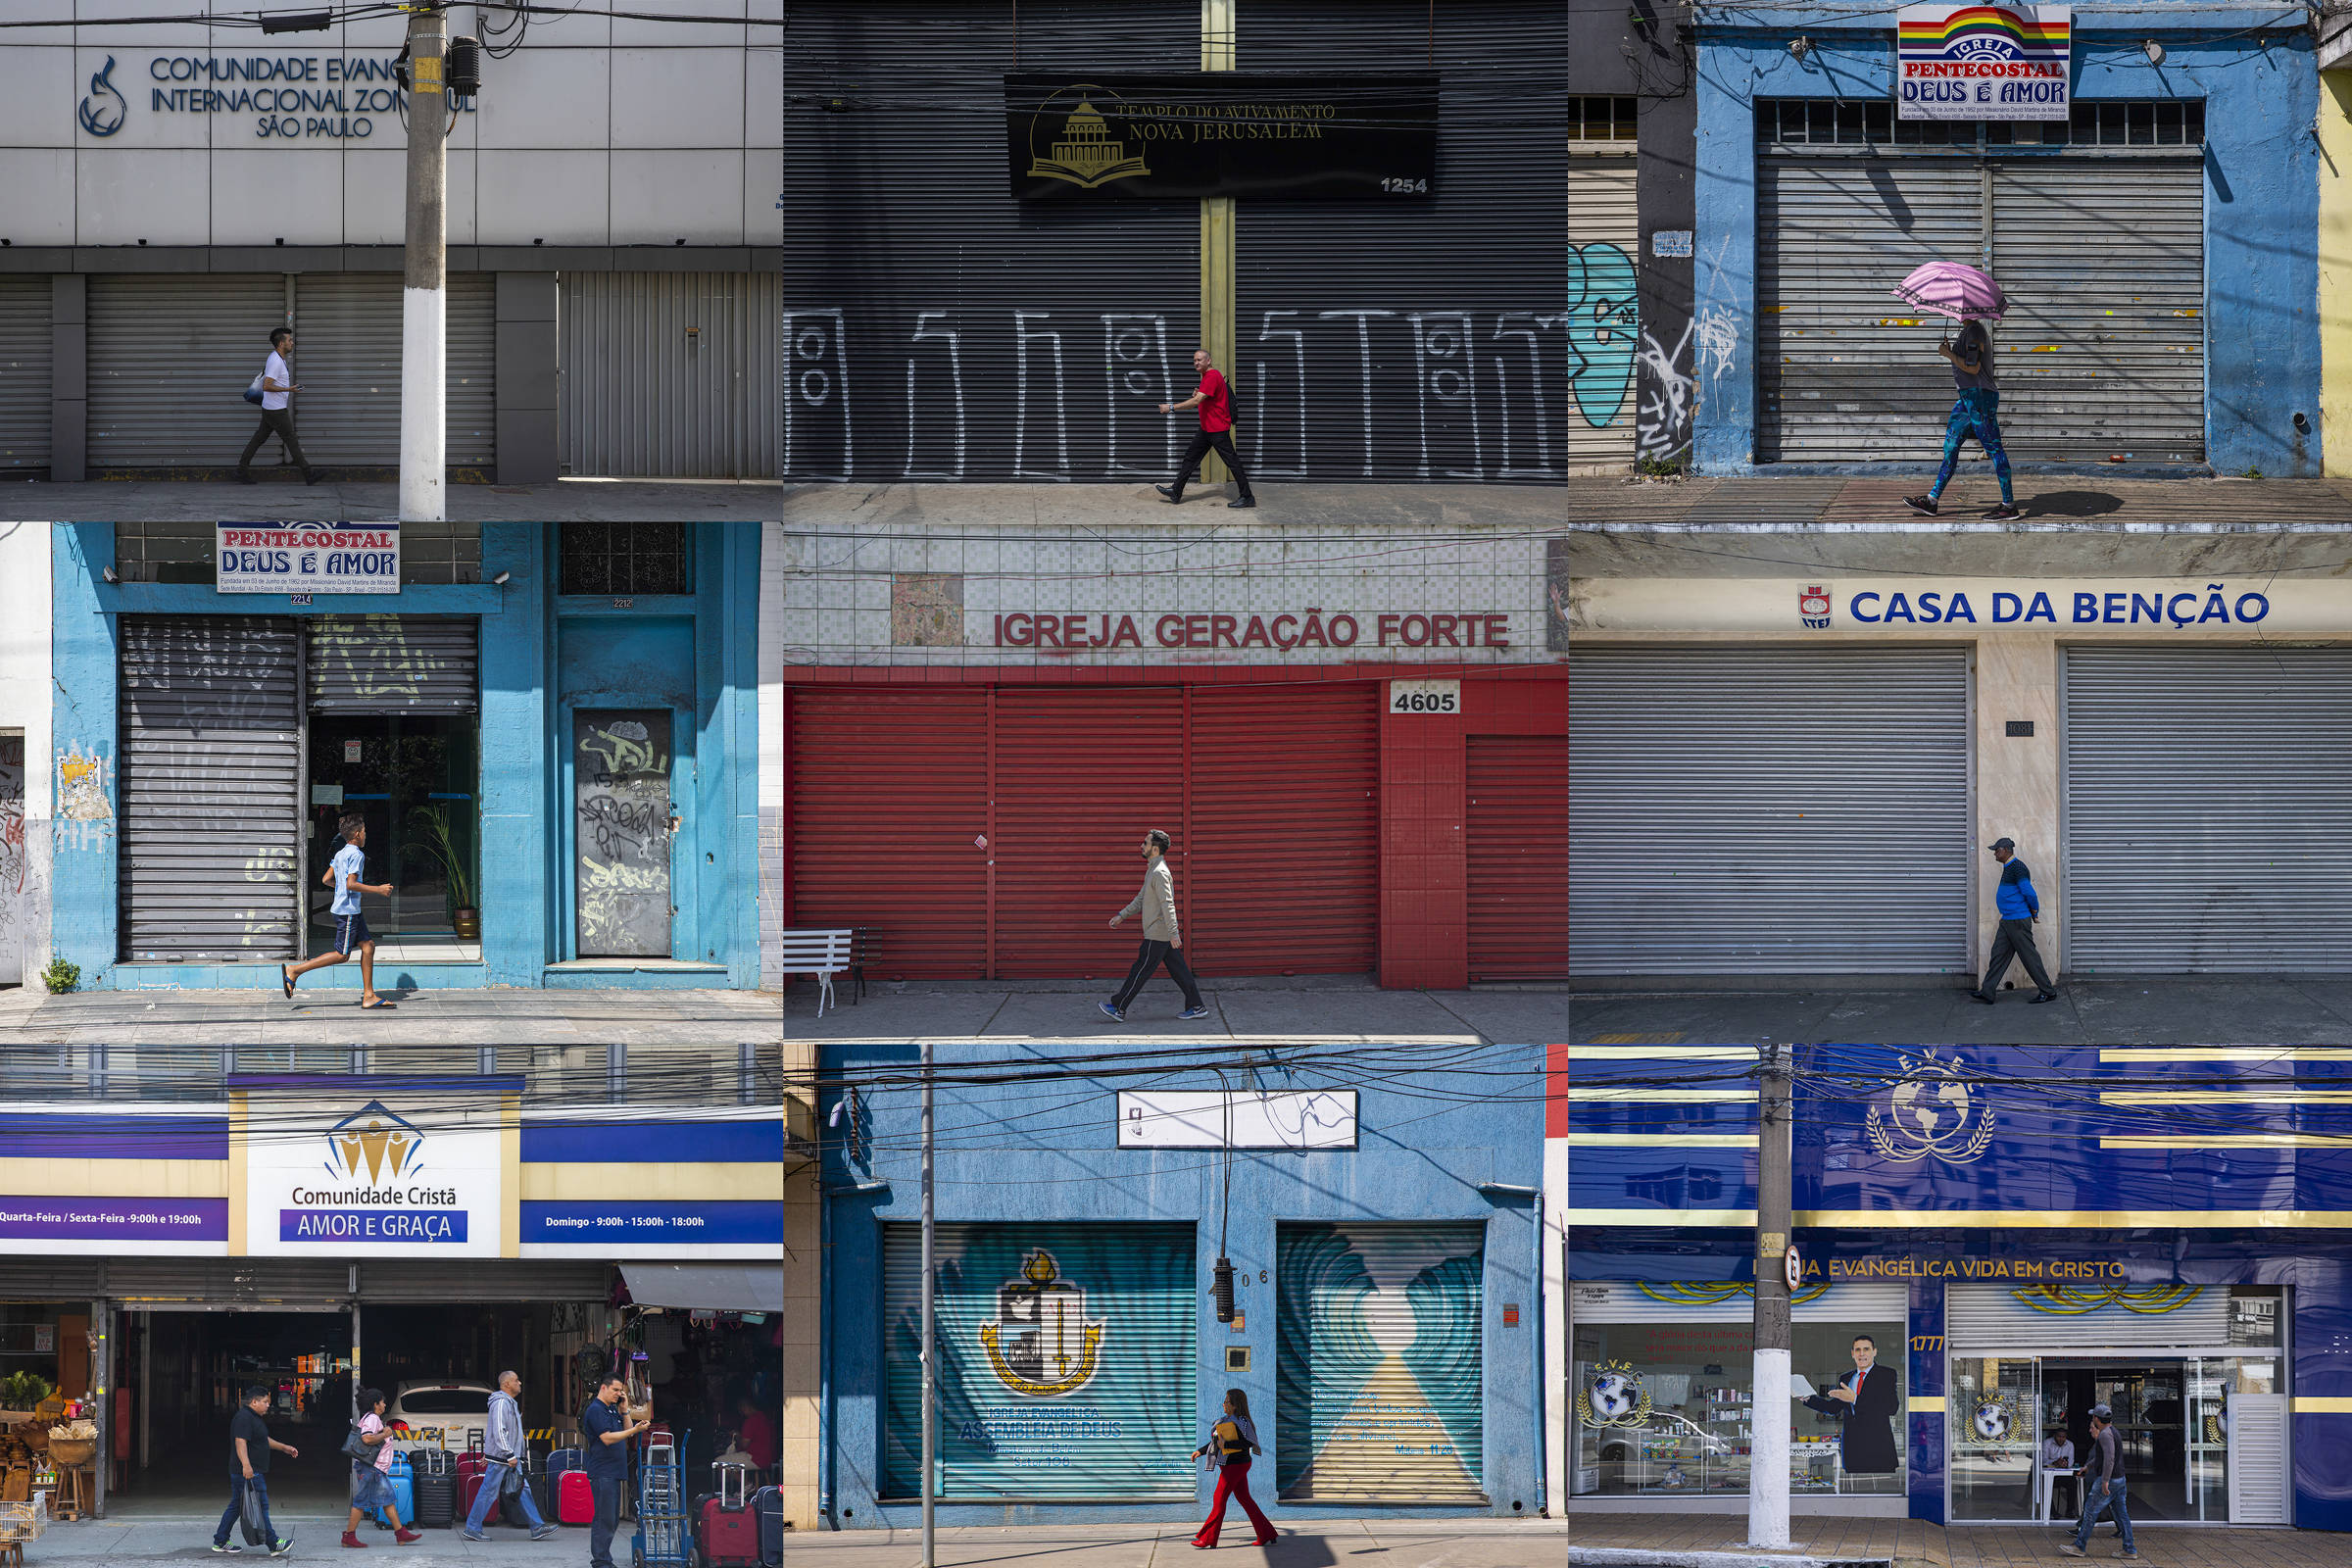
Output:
top-left (630, 1429), bottom-right (690, 1568)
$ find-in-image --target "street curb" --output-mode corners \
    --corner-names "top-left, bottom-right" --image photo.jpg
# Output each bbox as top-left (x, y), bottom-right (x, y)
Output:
top-left (1572, 1549), bottom-right (1895, 1568)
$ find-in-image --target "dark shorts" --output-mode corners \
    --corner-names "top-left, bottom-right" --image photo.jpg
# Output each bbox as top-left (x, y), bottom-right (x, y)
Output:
top-left (333, 912), bottom-right (373, 955)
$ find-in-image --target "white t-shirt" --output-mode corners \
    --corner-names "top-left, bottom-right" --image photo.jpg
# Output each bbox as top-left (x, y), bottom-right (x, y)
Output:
top-left (262, 350), bottom-right (292, 411)
top-left (331, 842), bottom-right (366, 915)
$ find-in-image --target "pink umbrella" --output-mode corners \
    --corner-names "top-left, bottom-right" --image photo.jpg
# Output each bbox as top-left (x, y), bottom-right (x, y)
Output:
top-left (1892, 261), bottom-right (2006, 322)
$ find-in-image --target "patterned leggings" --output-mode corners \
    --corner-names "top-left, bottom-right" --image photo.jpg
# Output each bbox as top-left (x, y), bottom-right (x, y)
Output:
top-left (1930, 387), bottom-right (2013, 503)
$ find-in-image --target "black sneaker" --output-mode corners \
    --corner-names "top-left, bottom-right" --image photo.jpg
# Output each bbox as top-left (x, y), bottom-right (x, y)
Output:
top-left (1228, 497), bottom-right (1255, 509)
top-left (271, 1539), bottom-right (295, 1557)
top-left (235, 470), bottom-right (258, 485)
top-left (1902, 494), bottom-right (1938, 515)
top-left (1967, 990), bottom-right (1995, 1004)
top-left (305, 468), bottom-right (324, 485)
top-left (1154, 485), bottom-right (1182, 503)
top-left (1984, 502), bottom-right (2022, 520)
top-left (2030, 991), bottom-right (2060, 1004)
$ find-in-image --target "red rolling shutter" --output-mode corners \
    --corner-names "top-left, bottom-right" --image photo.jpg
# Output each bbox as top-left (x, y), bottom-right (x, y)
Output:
top-left (1188, 682), bottom-right (1379, 975)
top-left (991, 687), bottom-right (1187, 979)
top-left (1465, 734), bottom-right (1567, 981)
top-left (788, 687), bottom-right (990, 979)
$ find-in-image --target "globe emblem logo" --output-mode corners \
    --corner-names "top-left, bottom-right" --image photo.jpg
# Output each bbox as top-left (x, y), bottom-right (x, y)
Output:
top-left (1576, 1359), bottom-right (1653, 1429)
top-left (1866, 1051), bottom-right (1995, 1163)
top-left (1973, 1396), bottom-right (2016, 1442)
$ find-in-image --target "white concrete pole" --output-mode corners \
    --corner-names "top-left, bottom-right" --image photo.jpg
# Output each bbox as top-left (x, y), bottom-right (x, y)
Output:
top-left (1747, 1044), bottom-right (1793, 1549)
top-left (400, 5), bottom-right (448, 520)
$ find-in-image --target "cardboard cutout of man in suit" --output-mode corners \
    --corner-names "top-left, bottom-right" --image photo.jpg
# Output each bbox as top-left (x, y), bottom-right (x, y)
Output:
top-left (1803, 1333), bottom-right (1901, 1473)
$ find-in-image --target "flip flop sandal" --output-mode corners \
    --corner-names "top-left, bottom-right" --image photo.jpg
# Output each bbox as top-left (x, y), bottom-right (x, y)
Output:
top-left (361, 999), bottom-right (397, 1010)
top-left (280, 965), bottom-right (295, 999)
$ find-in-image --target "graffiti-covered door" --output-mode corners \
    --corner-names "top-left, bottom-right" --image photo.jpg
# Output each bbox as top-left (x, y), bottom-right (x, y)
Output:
top-left (0, 732), bottom-right (24, 984)
top-left (573, 710), bottom-right (673, 957)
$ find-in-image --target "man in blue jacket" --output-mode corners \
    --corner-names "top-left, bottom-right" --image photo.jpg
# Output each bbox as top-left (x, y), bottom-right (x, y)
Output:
top-left (1971, 837), bottom-right (2058, 1004)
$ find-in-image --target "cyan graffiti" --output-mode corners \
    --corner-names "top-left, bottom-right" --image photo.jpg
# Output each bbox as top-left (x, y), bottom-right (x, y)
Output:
top-left (1567, 243), bottom-right (1640, 430)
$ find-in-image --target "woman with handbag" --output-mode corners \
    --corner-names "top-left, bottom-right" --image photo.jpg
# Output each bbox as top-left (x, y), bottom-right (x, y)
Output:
top-left (343, 1389), bottom-right (420, 1548)
top-left (1188, 1389), bottom-right (1277, 1550)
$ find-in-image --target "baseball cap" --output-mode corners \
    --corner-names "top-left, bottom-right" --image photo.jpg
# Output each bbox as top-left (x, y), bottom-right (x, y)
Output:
top-left (2088, 1403), bottom-right (2113, 1421)
top-left (1988, 837), bottom-right (2016, 853)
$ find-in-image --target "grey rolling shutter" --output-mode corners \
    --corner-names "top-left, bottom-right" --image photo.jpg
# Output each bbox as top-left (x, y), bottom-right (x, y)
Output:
top-left (1566, 152), bottom-right (1639, 470)
top-left (1759, 160), bottom-right (1983, 462)
top-left (2062, 648), bottom-right (2352, 972)
top-left (297, 273), bottom-right (497, 467)
top-left (0, 1261), bottom-right (108, 1300)
top-left (89, 275), bottom-right (286, 469)
top-left (1236, 0), bottom-right (1568, 483)
top-left (105, 1258), bottom-right (353, 1305)
top-left (1992, 159), bottom-right (2204, 463)
top-left (2229, 1394), bottom-right (2289, 1525)
top-left (307, 616), bottom-right (480, 713)
top-left (1276, 1222), bottom-right (1486, 1502)
top-left (1570, 645), bottom-right (1973, 974)
top-left (560, 272), bottom-right (781, 478)
top-left (359, 1261), bottom-right (610, 1302)
top-left (0, 277), bottom-right (51, 471)
top-left (882, 1221), bottom-right (1197, 1501)
top-left (1946, 1282), bottom-right (2231, 1350)
top-left (1567, 1281), bottom-right (1909, 1324)
top-left (120, 615), bottom-right (303, 963)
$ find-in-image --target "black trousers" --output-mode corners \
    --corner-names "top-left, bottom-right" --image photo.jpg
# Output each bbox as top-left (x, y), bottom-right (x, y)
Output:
top-left (239, 406), bottom-right (312, 472)
top-left (1111, 939), bottom-right (1202, 1011)
top-left (1981, 917), bottom-right (2055, 995)
top-left (1170, 429), bottom-right (1253, 500)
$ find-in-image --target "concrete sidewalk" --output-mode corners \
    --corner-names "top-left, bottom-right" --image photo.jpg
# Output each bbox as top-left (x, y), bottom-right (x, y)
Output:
top-left (1566, 1510), bottom-right (2340, 1568)
top-left (782, 974), bottom-right (1566, 1048)
top-left (4, 1511), bottom-right (641, 1566)
top-left (0, 479), bottom-right (778, 522)
top-left (0, 984), bottom-right (781, 1047)
top-left (1567, 977), bottom-right (2352, 1046)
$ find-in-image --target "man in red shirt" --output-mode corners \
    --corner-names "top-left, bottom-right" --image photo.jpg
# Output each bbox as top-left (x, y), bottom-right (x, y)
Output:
top-left (1156, 348), bottom-right (1256, 509)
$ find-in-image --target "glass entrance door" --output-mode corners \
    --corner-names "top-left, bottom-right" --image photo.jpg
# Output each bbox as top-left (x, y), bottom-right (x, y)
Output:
top-left (308, 715), bottom-right (479, 941)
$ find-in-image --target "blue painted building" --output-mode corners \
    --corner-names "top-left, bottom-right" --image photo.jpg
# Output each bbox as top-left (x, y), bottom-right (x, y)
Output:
top-left (43, 522), bottom-right (765, 991)
top-left (820, 1040), bottom-right (1547, 1528)
top-left (1568, 1044), bottom-right (2352, 1530)
top-left (1690, 5), bottom-right (2318, 476)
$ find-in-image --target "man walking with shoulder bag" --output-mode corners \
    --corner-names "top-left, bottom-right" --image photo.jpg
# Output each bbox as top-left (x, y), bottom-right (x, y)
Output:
top-left (2060, 1403), bottom-right (2137, 1559)
top-left (464, 1370), bottom-right (557, 1541)
top-left (238, 327), bottom-right (322, 485)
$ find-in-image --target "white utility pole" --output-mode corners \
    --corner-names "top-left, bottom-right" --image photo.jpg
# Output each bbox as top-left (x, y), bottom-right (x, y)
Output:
top-left (400, 3), bottom-right (447, 520)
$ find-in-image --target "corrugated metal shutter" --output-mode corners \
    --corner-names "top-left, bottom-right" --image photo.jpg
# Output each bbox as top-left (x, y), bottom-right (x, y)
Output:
top-left (2062, 648), bottom-right (2352, 972)
top-left (89, 275), bottom-right (287, 468)
top-left (1946, 1282), bottom-right (2232, 1349)
top-left (106, 1258), bottom-right (352, 1305)
top-left (0, 276), bottom-right (51, 471)
top-left (2229, 1393), bottom-right (2289, 1524)
top-left (120, 615), bottom-right (303, 963)
top-left (882, 1221), bottom-right (1197, 1500)
top-left (1992, 159), bottom-right (2204, 463)
top-left (1568, 1281), bottom-right (1909, 1324)
top-left (359, 1261), bottom-right (609, 1302)
top-left (1276, 1221), bottom-right (1486, 1501)
top-left (1236, 0), bottom-right (1568, 483)
top-left (788, 688), bottom-right (990, 979)
top-left (1570, 646), bottom-right (1973, 974)
top-left (307, 616), bottom-right (480, 714)
top-left (0, 1261), bottom-right (107, 1300)
top-left (297, 273), bottom-right (497, 467)
top-left (560, 273), bottom-right (780, 478)
top-left (1187, 684), bottom-right (1377, 975)
top-left (993, 688), bottom-right (1185, 979)
top-left (1759, 159), bottom-right (1983, 462)
top-left (783, 0), bottom-right (1200, 482)
top-left (1567, 153), bottom-right (1639, 470)
top-left (1465, 734), bottom-right (1566, 981)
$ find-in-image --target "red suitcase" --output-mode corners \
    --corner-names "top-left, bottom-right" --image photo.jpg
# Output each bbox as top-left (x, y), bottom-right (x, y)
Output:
top-left (697, 1468), bottom-right (761, 1568)
top-left (454, 1452), bottom-right (490, 1527)
top-left (558, 1469), bottom-right (596, 1527)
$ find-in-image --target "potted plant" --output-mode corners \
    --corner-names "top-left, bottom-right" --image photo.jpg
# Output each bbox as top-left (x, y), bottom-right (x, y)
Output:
top-left (407, 805), bottom-right (480, 941)
top-left (0, 1373), bottom-right (51, 1418)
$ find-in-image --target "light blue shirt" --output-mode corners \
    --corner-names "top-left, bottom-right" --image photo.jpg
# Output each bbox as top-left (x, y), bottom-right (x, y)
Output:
top-left (331, 843), bottom-right (366, 915)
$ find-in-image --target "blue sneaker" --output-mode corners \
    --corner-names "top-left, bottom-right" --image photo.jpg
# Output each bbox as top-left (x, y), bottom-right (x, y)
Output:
top-left (1098, 1002), bottom-right (1125, 1021)
top-left (1178, 1005), bottom-right (1210, 1020)
top-left (462, 1532), bottom-right (488, 1543)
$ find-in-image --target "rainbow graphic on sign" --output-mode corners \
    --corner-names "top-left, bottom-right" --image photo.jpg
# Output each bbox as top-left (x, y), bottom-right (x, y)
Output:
top-left (1895, 4), bottom-right (2071, 122)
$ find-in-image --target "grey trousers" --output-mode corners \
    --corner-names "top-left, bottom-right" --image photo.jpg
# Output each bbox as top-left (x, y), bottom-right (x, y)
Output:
top-left (239, 407), bottom-right (312, 472)
top-left (1981, 917), bottom-right (2055, 995)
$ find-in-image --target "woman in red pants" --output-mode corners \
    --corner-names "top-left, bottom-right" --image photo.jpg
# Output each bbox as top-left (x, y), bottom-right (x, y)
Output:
top-left (1191, 1389), bottom-right (1277, 1549)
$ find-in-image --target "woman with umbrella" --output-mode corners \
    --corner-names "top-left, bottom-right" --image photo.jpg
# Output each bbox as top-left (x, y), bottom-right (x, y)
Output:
top-left (1896, 261), bottom-right (2020, 521)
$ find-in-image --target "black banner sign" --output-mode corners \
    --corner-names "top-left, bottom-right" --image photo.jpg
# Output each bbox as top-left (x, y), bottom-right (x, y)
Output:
top-left (1004, 73), bottom-right (1439, 200)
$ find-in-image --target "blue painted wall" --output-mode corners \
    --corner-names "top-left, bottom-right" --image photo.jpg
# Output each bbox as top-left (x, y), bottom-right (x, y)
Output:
top-left (821, 1041), bottom-right (1546, 1528)
top-left (47, 522), bottom-right (765, 990)
top-left (1691, 10), bottom-right (2319, 475)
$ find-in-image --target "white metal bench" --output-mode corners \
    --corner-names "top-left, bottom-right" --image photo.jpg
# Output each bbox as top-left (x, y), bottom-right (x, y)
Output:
top-left (777, 928), bottom-right (855, 1016)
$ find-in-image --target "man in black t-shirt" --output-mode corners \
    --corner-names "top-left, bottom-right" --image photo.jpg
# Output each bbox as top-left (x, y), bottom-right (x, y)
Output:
top-left (212, 1385), bottom-right (298, 1555)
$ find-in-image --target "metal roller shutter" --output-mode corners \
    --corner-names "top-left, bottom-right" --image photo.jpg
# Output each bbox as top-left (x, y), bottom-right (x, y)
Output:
top-left (1992, 159), bottom-right (2204, 463)
top-left (1465, 734), bottom-right (1566, 981)
top-left (1567, 1281), bottom-right (1909, 1324)
top-left (2230, 1394), bottom-right (2290, 1524)
top-left (1236, 0), bottom-right (1568, 483)
top-left (0, 1262), bottom-right (107, 1300)
top-left (1759, 160), bottom-right (1984, 462)
top-left (1187, 684), bottom-right (1377, 975)
top-left (106, 1258), bottom-right (353, 1305)
top-left (297, 273), bottom-right (497, 467)
top-left (89, 275), bottom-right (286, 469)
top-left (788, 688), bottom-right (990, 979)
top-left (992, 688), bottom-right (1185, 978)
top-left (1276, 1221), bottom-right (1486, 1501)
top-left (1946, 1281), bottom-right (2231, 1350)
top-left (1570, 646), bottom-right (1973, 974)
top-left (783, 0), bottom-right (1199, 483)
top-left (0, 276), bottom-right (51, 471)
top-left (120, 615), bottom-right (303, 963)
top-left (2062, 648), bottom-right (2352, 972)
top-left (307, 616), bottom-right (481, 714)
top-left (358, 1261), bottom-right (610, 1302)
top-left (1567, 153), bottom-right (1639, 470)
top-left (560, 273), bottom-right (781, 478)
top-left (882, 1221), bottom-right (1197, 1500)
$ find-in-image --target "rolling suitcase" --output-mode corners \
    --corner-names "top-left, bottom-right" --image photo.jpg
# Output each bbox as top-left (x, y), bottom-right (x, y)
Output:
top-left (373, 1452), bottom-right (415, 1531)
top-left (558, 1468), bottom-right (596, 1526)
top-left (413, 1450), bottom-right (456, 1529)
top-left (454, 1451), bottom-right (489, 1528)
top-left (752, 1485), bottom-right (785, 1566)
top-left (696, 1466), bottom-right (761, 1568)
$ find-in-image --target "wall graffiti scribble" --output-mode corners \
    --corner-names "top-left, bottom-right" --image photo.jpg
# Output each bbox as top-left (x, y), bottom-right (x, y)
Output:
top-left (1566, 243), bottom-right (1639, 432)
top-left (573, 711), bottom-right (672, 958)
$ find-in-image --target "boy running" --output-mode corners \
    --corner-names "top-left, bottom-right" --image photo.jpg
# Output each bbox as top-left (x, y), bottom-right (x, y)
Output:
top-left (282, 813), bottom-right (396, 1008)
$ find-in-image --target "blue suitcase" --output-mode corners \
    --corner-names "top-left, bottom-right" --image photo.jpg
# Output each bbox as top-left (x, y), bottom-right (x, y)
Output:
top-left (373, 1451), bottom-right (415, 1531)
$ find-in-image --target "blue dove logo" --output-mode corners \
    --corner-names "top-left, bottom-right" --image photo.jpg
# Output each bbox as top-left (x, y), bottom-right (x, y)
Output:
top-left (79, 56), bottom-right (127, 137)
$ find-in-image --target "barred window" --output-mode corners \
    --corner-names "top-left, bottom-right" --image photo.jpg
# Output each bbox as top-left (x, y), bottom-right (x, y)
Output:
top-left (1757, 98), bottom-right (2203, 148)
top-left (1572, 95), bottom-right (1639, 141)
top-left (560, 522), bottom-right (692, 597)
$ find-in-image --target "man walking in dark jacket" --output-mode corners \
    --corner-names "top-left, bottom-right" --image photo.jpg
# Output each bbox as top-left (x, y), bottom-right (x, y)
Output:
top-left (1971, 836), bottom-right (2057, 1004)
top-left (2060, 1403), bottom-right (2137, 1559)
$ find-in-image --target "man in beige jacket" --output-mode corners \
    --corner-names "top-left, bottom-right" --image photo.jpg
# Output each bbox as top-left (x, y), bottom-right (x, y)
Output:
top-left (1101, 829), bottom-right (1209, 1021)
